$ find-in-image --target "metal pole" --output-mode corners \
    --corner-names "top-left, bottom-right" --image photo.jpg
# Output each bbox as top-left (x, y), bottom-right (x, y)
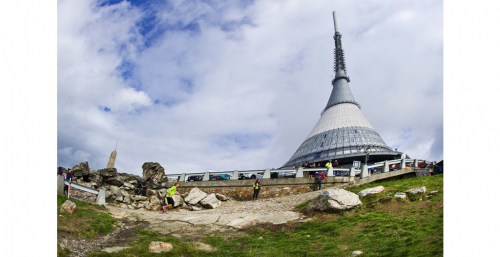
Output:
top-left (332, 11), bottom-right (339, 32)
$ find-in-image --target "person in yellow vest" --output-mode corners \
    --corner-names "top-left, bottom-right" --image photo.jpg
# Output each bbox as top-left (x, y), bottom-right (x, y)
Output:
top-left (325, 160), bottom-right (332, 168)
top-left (252, 179), bottom-right (261, 201)
top-left (162, 183), bottom-right (180, 214)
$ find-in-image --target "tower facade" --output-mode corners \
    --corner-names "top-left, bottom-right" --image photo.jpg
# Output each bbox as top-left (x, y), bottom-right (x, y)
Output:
top-left (282, 12), bottom-right (400, 168)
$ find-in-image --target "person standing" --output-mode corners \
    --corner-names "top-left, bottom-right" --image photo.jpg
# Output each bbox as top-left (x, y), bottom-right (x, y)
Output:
top-left (325, 160), bottom-right (332, 169)
top-left (64, 169), bottom-right (72, 196)
top-left (57, 167), bottom-right (63, 176)
top-left (252, 179), bottom-right (261, 201)
top-left (316, 171), bottom-right (325, 190)
top-left (163, 183), bottom-right (180, 214)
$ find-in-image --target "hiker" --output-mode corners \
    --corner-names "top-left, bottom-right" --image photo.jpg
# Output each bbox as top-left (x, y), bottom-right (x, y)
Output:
top-left (252, 179), bottom-right (261, 201)
top-left (316, 171), bottom-right (325, 190)
top-left (57, 166), bottom-right (63, 176)
top-left (163, 183), bottom-right (180, 214)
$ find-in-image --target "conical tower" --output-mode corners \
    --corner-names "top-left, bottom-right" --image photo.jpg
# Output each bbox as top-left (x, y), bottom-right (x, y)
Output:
top-left (282, 12), bottom-right (400, 168)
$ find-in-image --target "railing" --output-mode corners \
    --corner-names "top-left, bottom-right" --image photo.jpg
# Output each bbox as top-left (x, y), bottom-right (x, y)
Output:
top-left (164, 157), bottom-right (429, 182)
top-left (57, 175), bottom-right (106, 205)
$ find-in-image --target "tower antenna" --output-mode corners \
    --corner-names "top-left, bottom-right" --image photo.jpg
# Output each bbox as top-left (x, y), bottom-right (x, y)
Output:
top-left (114, 140), bottom-right (118, 151)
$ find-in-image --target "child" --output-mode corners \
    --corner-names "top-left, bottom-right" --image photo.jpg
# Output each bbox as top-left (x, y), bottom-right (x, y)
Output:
top-left (162, 183), bottom-right (180, 214)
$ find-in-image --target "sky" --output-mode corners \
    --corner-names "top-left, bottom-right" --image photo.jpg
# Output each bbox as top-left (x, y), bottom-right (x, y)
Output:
top-left (57, 0), bottom-right (443, 176)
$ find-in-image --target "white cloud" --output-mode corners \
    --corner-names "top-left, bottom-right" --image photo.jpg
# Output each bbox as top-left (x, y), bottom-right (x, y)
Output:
top-left (58, 0), bottom-right (443, 175)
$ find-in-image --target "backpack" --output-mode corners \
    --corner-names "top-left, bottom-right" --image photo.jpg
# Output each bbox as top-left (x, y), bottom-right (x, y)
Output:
top-left (320, 173), bottom-right (325, 180)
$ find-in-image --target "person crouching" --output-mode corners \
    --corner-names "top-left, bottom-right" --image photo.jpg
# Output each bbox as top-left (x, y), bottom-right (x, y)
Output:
top-left (163, 183), bottom-right (180, 214)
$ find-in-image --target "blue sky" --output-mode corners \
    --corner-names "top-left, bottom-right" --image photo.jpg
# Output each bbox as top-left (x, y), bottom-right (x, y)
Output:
top-left (57, 0), bottom-right (443, 175)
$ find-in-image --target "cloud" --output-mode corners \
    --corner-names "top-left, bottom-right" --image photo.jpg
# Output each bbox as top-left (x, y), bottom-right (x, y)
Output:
top-left (58, 0), bottom-right (443, 175)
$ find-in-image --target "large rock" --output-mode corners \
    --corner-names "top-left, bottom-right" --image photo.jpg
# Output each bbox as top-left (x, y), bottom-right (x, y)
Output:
top-left (123, 182), bottom-right (135, 190)
top-left (184, 188), bottom-right (208, 205)
top-left (142, 162), bottom-right (165, 189)
top-left (405, 186), bottom-right (426, 194)
top-left (109, 185), bottom-right (121, 196)
top-left (394, 192), bottom-right (406, 199)
top-left (120, 189), bottom-right (130, 198)
top-left (306, 188), bottom-right (362, 212)
top-left (105, 175), bottom-right (125, 187)
top-left (60, 200), bottom-right (77, 214)
top-left (98, 168), bottom-right (118, 177)
top-left (88, 174), bottom-right (103, 186)
top-left (215, 193), bottom-right (229, 201)
top-left (130, 195), bottom-right (149, 201)
top-left (72, 162), bottom-right (90, 177)
top-left (188, 204), bottom-right (203, 211)
top-left (358, 186), bottom-right (385, 197)
top-left (147, 196), bottom-right (160, 210)
top-left (172, 195), bottom-right (184, 207)
top-left (199, 194), bottom-right (221, 209)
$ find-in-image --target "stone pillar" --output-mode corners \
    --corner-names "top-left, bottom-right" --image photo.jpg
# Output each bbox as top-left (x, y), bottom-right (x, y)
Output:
top-left (57, 175), bottom-right (65, 196)
top-left (414, 159), bottom-right (419, 168)
top-left (263, 169), bottom-right (271, 179)
top-left (203, 171), bottom-right (210, 181)
top-left (96, 189), bottom-right (106, 205)
top-left (361, 164), bottom-right (369, 178)
top-left (179, 173), bottom-right (186, 182)
top-left (231, 170), bottom-right (239, 180)
top-left (401, 157), bottom-right (406, 170)
top-left (107, 150), bottom-right (117, 168)
top-left (296, 167), bottom-right (304, 178)
top-left (350, 167), bottom-right (356, 177)
top-left (383, 161), bottom-right (389, 173)
top-left (327, 167), bottom-right (333, 177)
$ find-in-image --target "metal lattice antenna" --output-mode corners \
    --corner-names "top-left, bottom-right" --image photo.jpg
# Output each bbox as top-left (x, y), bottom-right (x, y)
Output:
top-left (114, 140), bottom-right (118, 151)
top-left (332, 11), bottom-right (347, 76)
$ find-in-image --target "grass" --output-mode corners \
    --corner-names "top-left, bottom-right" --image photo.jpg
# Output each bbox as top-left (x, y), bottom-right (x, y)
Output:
top-left (57, 195), bottom-right (118, 239)
top-left (86, 175), bottom-right (443, 256)
top-left (295, 199), bottom-right (313, 209)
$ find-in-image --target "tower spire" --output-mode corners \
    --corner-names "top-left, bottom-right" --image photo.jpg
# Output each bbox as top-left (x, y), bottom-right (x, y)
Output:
top-left (324, 11), bottom-right (359, 112)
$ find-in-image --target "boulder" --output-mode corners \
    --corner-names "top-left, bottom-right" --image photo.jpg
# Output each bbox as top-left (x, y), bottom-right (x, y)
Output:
top-left (105, 190), bottom-right (115, 201)
top-left (109, 185), bottom-right (121, 196)
top-left (60, 200), bottom-right (77, 214)
top-left (123, 182), bottom-right (135, 190)
top-left (358, 186), bottom-right (385, 197)
top-left (130, 195), bottom-right (149, 201)
top-left (148, 196), bottom-right (160, 210)
top-left (215, 193), bottom-right (229, 201)
top-left (430, 190), bottom-right (438, 194)
top-left (128, 180), bottom-right (138, 186)
top-left (188, 204), bottom-right (203, 211)
top-left (123, 196), bottom-right (131, 204)
top-left (105, 175), bottom-right (125, 187)
top-left (158, 189), bottom-right (168, 200)
top-left (405, 186), bottom-right (426, 194)
top-left (142, 162), bottom-right (165, 189)
top-left (72, 162), bottom-right (90, 177)
top-left (172, 195), bottom-right (184, 207)
top-left (199, 194), bottom-right (221, 209)
top-left (184, 188), bottom-right (208, 205)
top-left (306, 188), bottom-right (362, 212)
top-left (149, 241), bottom-right (173, 253)
top-left (120, 189), bottom-right (130, 198)
top-left (394, 192), bottom-right (406, 199)
top-left (115, 195), bottom-right (124, 202)
top-left (98, 168), bottom-right (118, 177)
top-left (351, 251), bottom-right (363, 256)
top-left (146, 189), bottom-right (158, 198)
top-left (88, 174), bottom-right (103, 186)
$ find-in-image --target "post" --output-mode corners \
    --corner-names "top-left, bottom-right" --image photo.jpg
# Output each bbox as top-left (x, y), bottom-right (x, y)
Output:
top-left (296, 167), bottom-right (304, 178)
top-left (179, 173), bottom-right (186, 182)
top-left (361, 164), bottom-right (369, 179)
top-left (263, 169), bottom-right (271, 179)
top-left (401, 156), bottom-right (406, 170)
top-left (414, 159), bottom-right (419, 168)
top-left (327, 167), bottom-right (333, 177)
top-left (96, 189), bottom-right (106, 205)
top-left (332, 11), bottom-right (339, 32)
top-left (231, 170), bottom-right (239, 180)
top-left (57, 175), bottom-right (65, 196)
top-left (383, 161), bottom-right (389, 173)
top-left (350, 167), bottom-right (356, 177)
top-left (203, 171), bottom-right (210, 181)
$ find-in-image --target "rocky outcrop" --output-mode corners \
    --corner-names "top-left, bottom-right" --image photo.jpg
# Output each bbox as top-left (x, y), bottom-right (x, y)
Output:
top-left (149, 241), bottom-right (173, 253)
top-left (60, 200), bottom-right (78, 214)
top-left (199, 194), bottom-right (221, 209)
top-left (358, 186), bottom-right (384, 197)
top-left (306, 188), bottom-right (362, 212)
top-left (172, 195), bottom-right (184, 207)
top-left (394, 192), bottom-right (406, 199)
top-left (184, 188), bottom-right (208, 205)
top-left (72, 162), bottom-right (90, 177)
top-left (98, 168), bottom-right (118, 177)
top-left (142, 162), bottom-right (165, 190)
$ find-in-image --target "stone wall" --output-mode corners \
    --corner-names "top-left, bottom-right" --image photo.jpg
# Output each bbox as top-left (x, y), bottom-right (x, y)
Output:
top-left (175, 185), bottom-right (316, 201)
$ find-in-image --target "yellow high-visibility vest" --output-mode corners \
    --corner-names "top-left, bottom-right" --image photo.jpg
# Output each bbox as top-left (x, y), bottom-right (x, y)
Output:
top-left (253, 183), bottom-right (260, 189)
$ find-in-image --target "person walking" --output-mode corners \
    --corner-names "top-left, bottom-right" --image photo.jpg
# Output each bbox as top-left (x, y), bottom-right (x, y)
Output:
top-left (252, 179), bottom-right (261, 201)
top-left (163, 183), bottom-right (180, 214)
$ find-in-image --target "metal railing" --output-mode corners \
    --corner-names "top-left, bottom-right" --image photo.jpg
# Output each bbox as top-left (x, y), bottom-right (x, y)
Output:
top-left (164, 157), bottom-right (429, 182)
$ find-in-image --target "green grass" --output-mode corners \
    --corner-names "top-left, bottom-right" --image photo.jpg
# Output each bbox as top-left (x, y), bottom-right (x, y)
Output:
top-left (295, 199), bottom-right (313, 208)
top-left (87, 175), bottom-right (443, 256)
top-left (57, 195), bottom-right (118, 239)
